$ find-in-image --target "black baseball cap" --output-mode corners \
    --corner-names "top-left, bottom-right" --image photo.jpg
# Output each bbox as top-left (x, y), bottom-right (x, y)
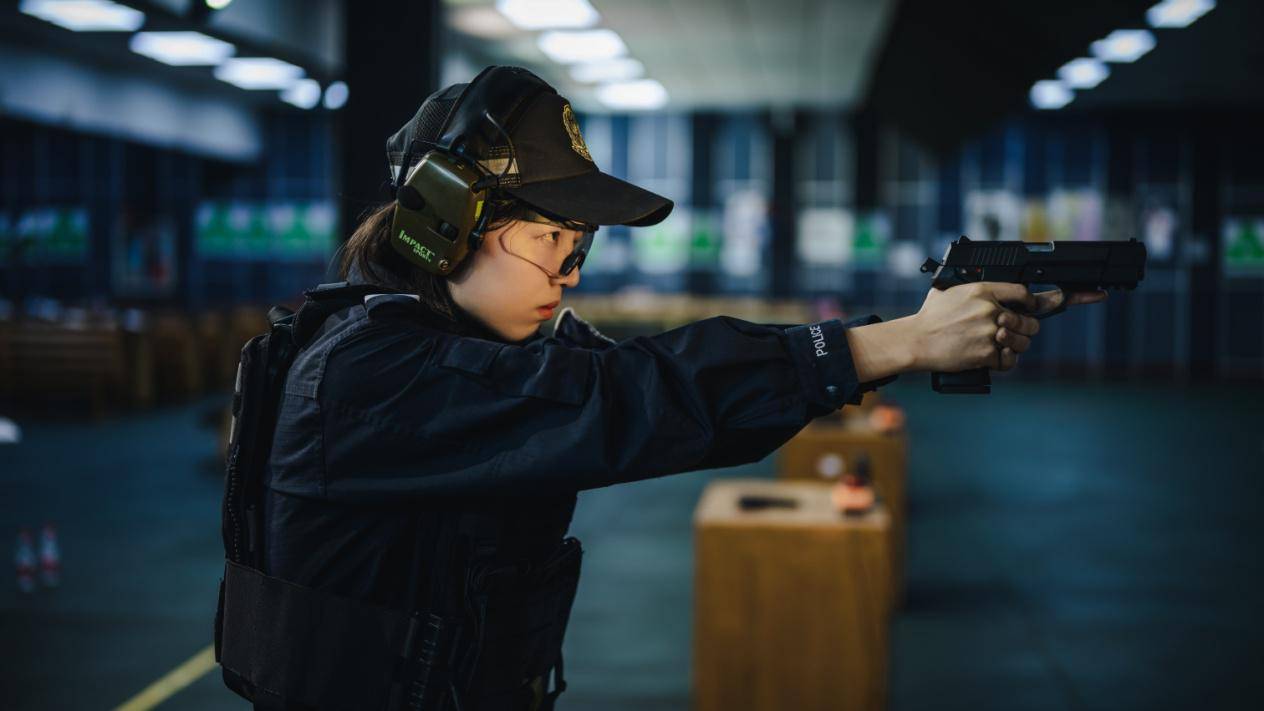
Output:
top-left (386, 65), bottom-right (673, 227)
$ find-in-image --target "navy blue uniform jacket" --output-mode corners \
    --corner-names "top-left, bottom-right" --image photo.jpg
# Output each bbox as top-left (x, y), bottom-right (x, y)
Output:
top-left (265, 280), bottom-right (893, 608)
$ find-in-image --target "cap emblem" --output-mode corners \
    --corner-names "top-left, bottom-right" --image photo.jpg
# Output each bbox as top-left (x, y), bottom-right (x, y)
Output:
top-left (562, 104), bottom-right (593, 162)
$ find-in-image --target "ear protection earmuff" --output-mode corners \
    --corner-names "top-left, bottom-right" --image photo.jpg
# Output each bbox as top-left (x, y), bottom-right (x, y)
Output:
top-left (388, 67), bottom-right (551, 276)
top-left (389, 150), bottom-right (488, 275)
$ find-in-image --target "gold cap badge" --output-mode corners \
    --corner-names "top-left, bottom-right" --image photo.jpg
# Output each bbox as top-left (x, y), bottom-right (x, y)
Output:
top-left (562, 104), bottom-right (593, 162)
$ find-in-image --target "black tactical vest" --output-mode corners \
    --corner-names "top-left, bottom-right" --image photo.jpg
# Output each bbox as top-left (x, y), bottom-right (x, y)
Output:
top-left (215, 283), bottom-right (582, 711)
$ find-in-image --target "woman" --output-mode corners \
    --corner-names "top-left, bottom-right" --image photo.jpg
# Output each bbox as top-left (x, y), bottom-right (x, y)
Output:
top-left (252, 66), bottom-right (1102, 711)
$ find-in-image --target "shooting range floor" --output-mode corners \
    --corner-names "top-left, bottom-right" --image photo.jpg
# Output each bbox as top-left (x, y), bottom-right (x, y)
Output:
top-left (1, 379), bottom-right (1261, 710)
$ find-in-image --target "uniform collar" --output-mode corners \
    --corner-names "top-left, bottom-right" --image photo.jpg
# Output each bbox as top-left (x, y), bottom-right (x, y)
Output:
top-left (347, 261), bottom-right (544, 346)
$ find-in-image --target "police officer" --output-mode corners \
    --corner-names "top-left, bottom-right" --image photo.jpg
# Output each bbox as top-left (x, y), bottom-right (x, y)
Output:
top-left (251, 66), bottom-right (1102, 710)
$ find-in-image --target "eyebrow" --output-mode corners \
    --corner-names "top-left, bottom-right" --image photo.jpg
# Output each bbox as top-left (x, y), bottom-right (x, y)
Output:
top-left (524, 224), bottom-right (581, 244)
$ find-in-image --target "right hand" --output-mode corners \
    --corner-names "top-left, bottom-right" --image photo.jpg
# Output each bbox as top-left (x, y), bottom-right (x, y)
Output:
top-left (909, 283), bottom-right (1042, 373)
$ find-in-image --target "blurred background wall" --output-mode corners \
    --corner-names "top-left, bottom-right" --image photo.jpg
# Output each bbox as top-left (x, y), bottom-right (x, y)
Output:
top-left (2, 2), bottom-right (1262, 710)
top-left (2, 0), bottom-right (1261, 381)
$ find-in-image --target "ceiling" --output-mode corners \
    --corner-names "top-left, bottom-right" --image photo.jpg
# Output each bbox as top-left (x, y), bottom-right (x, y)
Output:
top-left (442, 0), bottom-right (897, 113)
top-left (1074, 0), bottom-right (1264, 110)
top-left (4, 0), bottom-right (1260, 152)
top-left (863, 0), bottom-right (1264, 150)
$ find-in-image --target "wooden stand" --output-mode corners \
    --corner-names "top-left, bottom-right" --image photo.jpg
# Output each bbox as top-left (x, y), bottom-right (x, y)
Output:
top-left (777, 420), bottom-right (907, 606)
top-left (694, 480), bottom-right (891, 711)
top-left (0, 322), bottom-right (128, 417)
top-left (151, 314), bottom-right (204, 401)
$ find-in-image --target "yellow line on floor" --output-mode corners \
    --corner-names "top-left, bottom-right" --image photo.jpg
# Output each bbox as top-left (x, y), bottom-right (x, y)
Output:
top-left (113, 644), bottom-right (217, 711)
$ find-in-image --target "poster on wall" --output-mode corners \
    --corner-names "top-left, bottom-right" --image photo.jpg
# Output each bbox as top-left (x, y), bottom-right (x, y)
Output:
top-left (720, 189), bottom-right (769, 278)
top-left (851, 211), bottom-right (890, 267)
top-left (582, 228), bottom-right (630, 274)
top-left (964, 190), bottom-right (1021, 241)
top-left (688, 210), bottom-right (722, 270)
top-left (1047, 189), bottom-right (1102, 242)
top-left (196, 202), bottom-right (252, 259)
top-left (1020, 200), bottom-right (1052, 242)
top-left (887, 241), bottom-right (927, 279)
top-left (269, 203), bottom-right (336, 262)
top-left (1222, 217), bottom-right (1264, 276)
top-left (9, 207), bottom-right (90, 265)
top-left (1101, 197), bottom-right (1134, 243)
top-left (631, 208), bottom-right (691, 275)
top-left (1141, 206), bottom-right (1178, 263)
top-left (796, 207), bottom-right (854, 267)
top-left (196, 201), bottom-right (336, 262)
top-left (112, 208), bottom-right (178, 297)
top-left (1133, 188), bottom-right (1179, 263)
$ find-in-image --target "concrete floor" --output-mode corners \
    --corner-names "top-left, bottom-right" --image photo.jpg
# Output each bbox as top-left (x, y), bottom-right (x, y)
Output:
top-left (1, 378), bottom-right (1261, 710)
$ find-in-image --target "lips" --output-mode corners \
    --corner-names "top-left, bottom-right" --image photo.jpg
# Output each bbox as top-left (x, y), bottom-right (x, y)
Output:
top-left (540, 301), bottom-right (560, 310)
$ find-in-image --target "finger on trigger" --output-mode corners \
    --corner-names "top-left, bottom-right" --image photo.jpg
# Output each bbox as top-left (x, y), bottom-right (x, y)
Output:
top-left (1035, 288), bottom-right (1065, 313)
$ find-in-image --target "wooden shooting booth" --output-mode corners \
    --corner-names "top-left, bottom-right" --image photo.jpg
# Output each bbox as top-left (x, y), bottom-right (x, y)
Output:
top-left (776, 396), bottom-right (909, 607)
top-left (693, 479), bottom-right (892, 711)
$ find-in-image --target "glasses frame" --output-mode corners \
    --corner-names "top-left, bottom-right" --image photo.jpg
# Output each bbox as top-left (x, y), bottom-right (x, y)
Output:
top-left (502, 207), bottom-right (598, 278)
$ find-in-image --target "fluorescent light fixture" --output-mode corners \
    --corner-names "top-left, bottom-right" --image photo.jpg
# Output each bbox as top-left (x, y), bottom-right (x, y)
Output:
top-left (570, 57), bottom-right (644, 83)
top-left (281, 78), bottom-right (321, 109)
top-left (214, 57), bottom-right (304, 90)
top-left (450, 5), bottom-right (518, 39)
top-left (496, 0), bottom-right (599, 30)
top-left (323, 81), bottom-right (349, 110)
top-left (595, 79), bottom-right (667, 111)
top-left (19, 0), bottom-right (145, 32)
top-left (206, 0), bottom-right (233, 9)
top-left (1030, 80), bottom-right (1073, 110)
top-left (1057, 57), bottom-right (1110, 89)
top-left (537, 29), bottom-right (626, 64)
top-left (129, 31), bottom-right (234, 66)
top-left (1091, 29), bottom-right (1157, 63)
top-left (1146, 0), bottom-right (1215, 28)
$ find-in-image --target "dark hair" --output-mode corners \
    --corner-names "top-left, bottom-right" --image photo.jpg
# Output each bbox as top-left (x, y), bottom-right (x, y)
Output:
top-left (339, 194), bottom-right (537, 318)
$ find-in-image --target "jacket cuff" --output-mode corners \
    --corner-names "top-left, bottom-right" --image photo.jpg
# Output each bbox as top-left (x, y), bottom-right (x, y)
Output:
top-left (787, 315), bottom-right (898, 410)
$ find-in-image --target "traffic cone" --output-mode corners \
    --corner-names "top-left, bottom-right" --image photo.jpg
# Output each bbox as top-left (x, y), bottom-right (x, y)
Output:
top-left (39, 523), bottom-right (61, 588)
top-left (15, 528), bottom-right (36, 594)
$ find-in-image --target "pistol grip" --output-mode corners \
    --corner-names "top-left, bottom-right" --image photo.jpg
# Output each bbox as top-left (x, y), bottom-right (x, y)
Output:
top-left (932, 368), bottom-right (992, 394)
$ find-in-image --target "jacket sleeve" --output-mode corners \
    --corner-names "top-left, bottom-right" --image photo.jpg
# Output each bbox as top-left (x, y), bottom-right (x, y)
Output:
top-left (316, 314), bottom-right (895, 501)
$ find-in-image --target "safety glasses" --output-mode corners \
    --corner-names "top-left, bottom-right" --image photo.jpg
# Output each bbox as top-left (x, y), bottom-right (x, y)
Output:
top-left (504, 207), bottom-right (598, 278)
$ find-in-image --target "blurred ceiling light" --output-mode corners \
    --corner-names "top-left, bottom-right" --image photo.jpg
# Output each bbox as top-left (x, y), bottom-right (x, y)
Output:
top-left (595, 79), bottom-right (667, 111)
top-left (450, 4), bottom-right (518, 39)
top-left (496, 0), bottom-right (599, 30)
top-left (129, 31), bottom-right (235, 66)
top-left (214, 57), bottom-right (304, 90)
top-left (19, 0), bottom-right (145, 32)
top-left (206, 0), bottom-right (233, 9)
top-left (281, 78), bottom-right (322, 109)
top-left (1030, 80), bottom-right (1073, 110)
top-left (537, 29), bottom-right (626, 64)
top-left (570, 58), bottom-right (644, 83)
top-left (1091, 29), bottom-right (1157, 63)
top-left (323, 81), bottom-right (349, 110)
top-left (1057, 58), bottom-right (1110, 89)
top-left (1146, 0), bottom-right (1215, 28)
